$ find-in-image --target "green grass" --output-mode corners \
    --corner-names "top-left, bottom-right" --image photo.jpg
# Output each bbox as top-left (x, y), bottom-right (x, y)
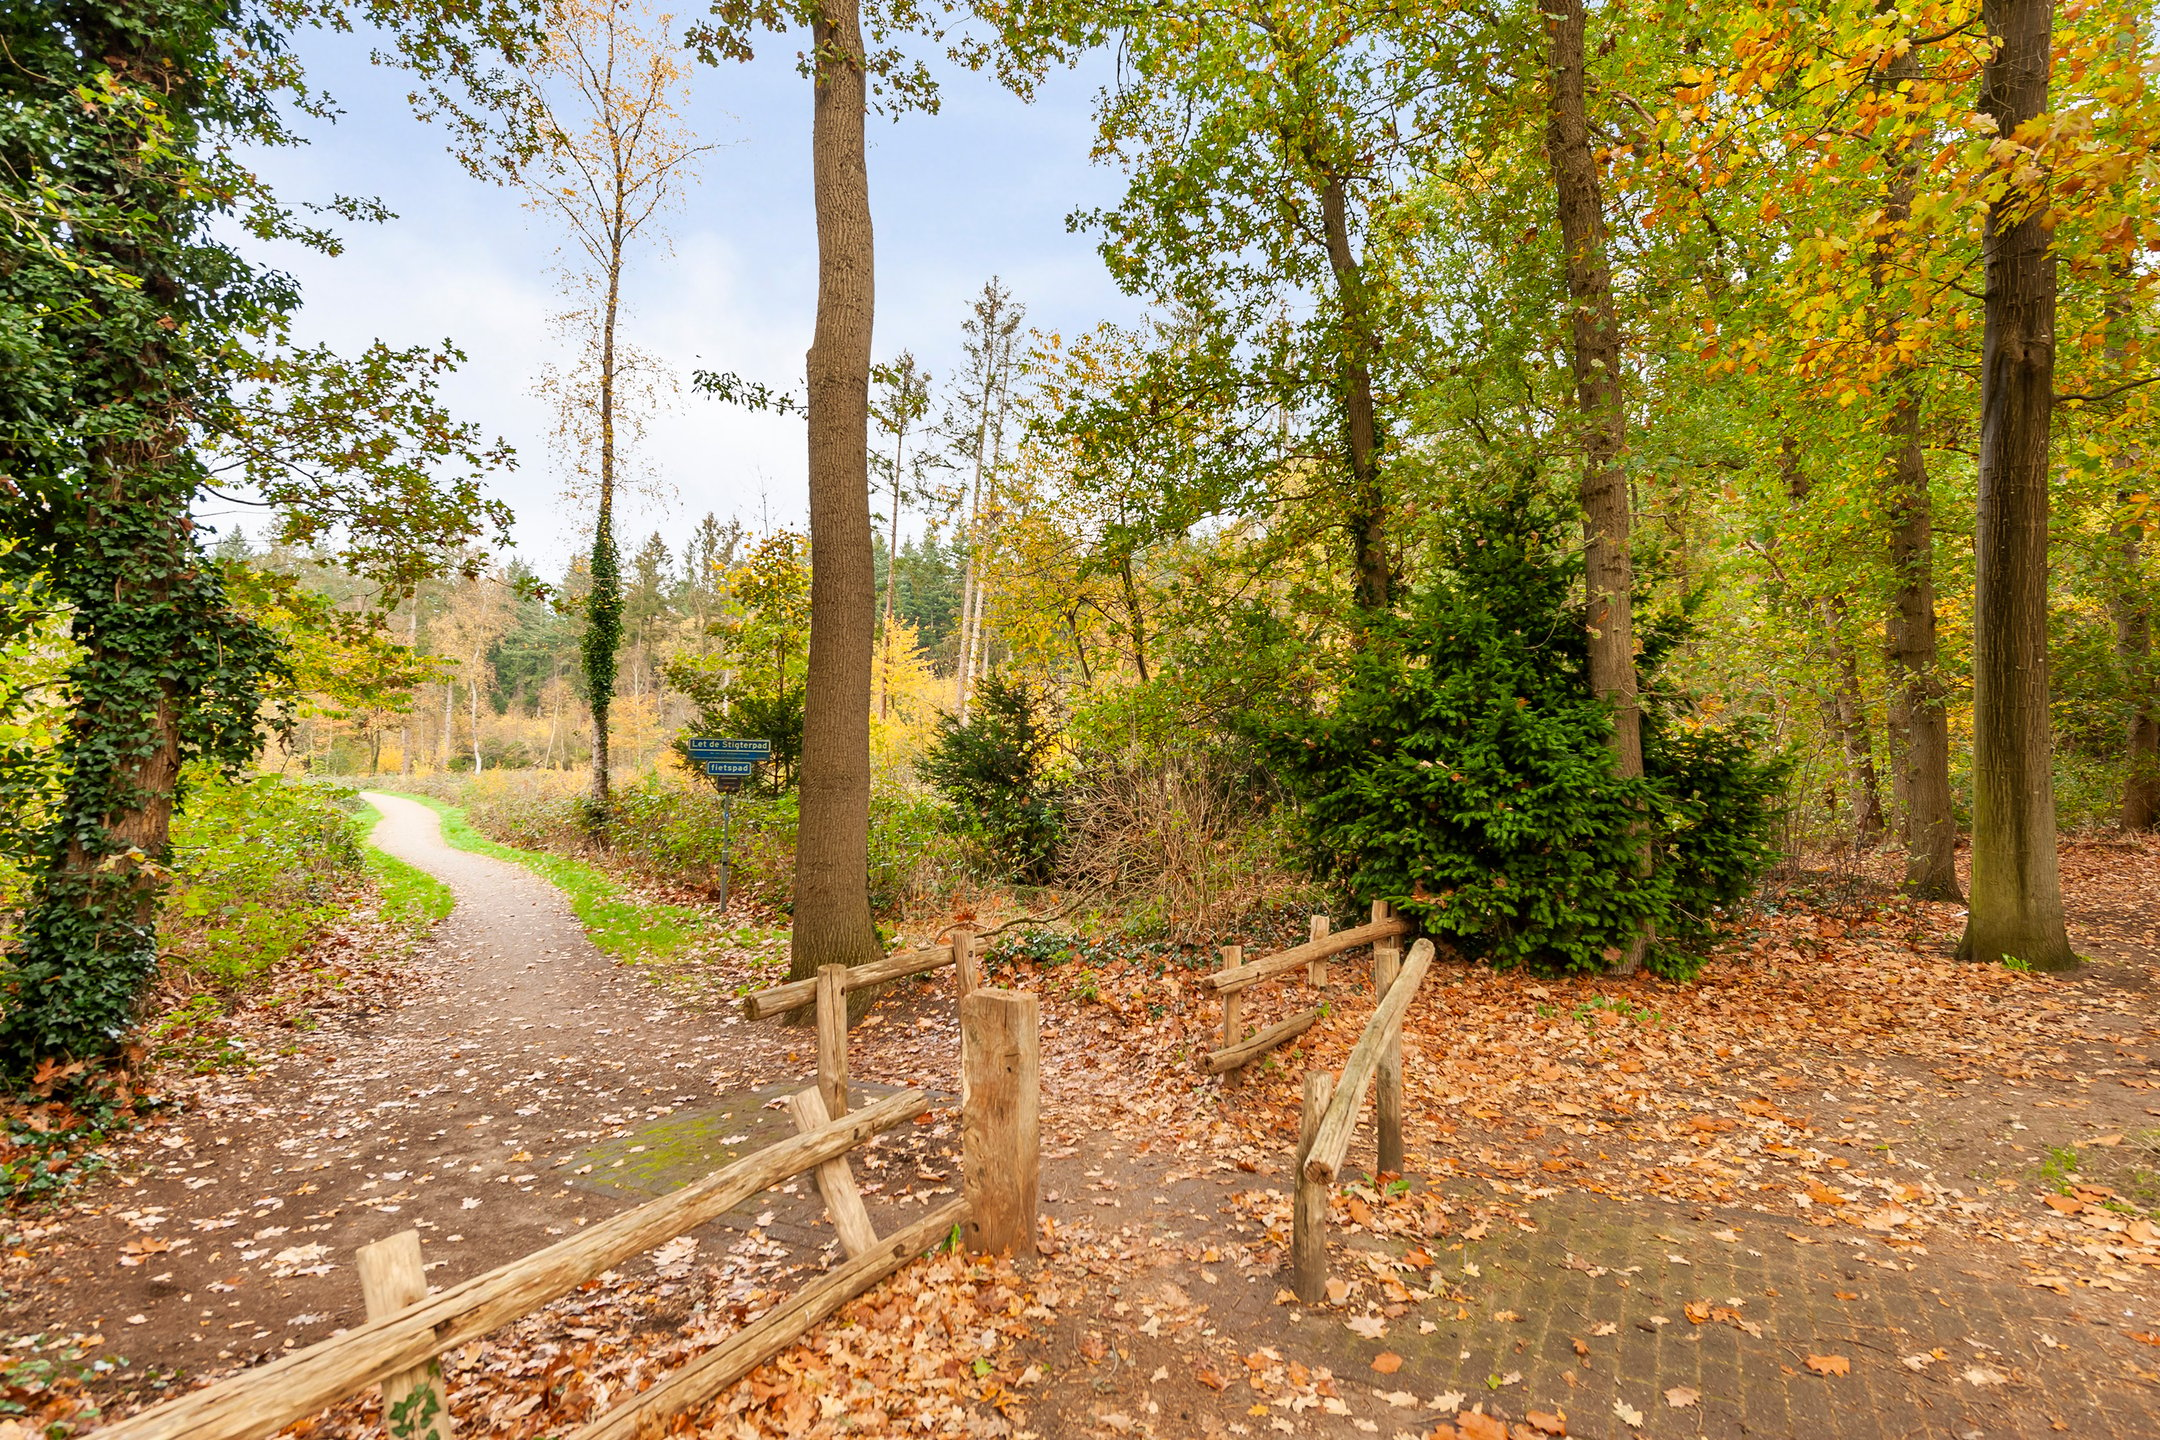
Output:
top-left (360, 790), bottom-right (711, 963)
top-left (355, 800), bottom-right (456, 927)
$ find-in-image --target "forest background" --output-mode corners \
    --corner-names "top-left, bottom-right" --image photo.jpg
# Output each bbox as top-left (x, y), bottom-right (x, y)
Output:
top-left (3, 0), bottom-right (2158, 1073)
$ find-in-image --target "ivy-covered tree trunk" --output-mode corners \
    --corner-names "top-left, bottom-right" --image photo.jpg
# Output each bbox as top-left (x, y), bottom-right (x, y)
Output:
top-left (1316, 173), bottom-right (1390, 616)
top-left (0, 8), bottom-right (282, 1071)
top-left (1959, 0), bottom-right (2073, 971)
top-left (584, 480), bottom-right (622, 817)
top-left (788, 0), bottom-right (881, 986)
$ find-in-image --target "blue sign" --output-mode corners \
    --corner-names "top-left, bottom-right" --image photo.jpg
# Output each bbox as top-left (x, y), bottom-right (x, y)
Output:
top-left (687, 737), bottom-right (772, 760)
top-left (703, 759), bottom-right (757, 777)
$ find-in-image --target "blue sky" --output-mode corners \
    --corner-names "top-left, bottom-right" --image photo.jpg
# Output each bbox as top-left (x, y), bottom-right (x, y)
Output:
top-left (242, 21), bottom-right (1139, 578)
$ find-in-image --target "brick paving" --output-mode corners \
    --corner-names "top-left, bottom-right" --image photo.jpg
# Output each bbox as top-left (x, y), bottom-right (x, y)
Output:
top-left (1011, 1152), bottom-right (2160, 1440)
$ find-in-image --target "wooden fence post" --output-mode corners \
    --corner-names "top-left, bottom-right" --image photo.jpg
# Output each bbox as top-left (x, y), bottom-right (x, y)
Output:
top-left (816, 964), bottom-right (849, 1118)
top-left (1371, 902), bottom-right (1404, 1177)
top-left (953, 926), bottom-right (981, 996)
top-left (1307, 915), bottom-right (1330, 988)
top-left (355, 1231), bottom-right (455, 1440)
top-left (961, 988), bottom-right (1039, 1255)
top-left (1218, 944), bottom-right (1244, 1085)
top-left (1291, 1070), bottom-right (1333, 1303)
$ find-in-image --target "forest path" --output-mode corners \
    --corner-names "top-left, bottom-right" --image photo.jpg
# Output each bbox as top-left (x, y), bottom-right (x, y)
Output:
top-left (5, 791), bottom-right (836, 1380)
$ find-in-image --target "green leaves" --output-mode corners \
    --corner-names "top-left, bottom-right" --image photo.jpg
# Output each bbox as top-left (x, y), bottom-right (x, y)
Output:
top-left (1256, 493), bottom-right (1786, 976)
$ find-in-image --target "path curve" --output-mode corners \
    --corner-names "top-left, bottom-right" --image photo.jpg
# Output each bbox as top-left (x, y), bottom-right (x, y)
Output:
top-left (8, 791), bottom-right (743, 1374)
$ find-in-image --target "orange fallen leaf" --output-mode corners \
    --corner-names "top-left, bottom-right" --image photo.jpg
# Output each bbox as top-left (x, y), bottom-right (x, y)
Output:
top-left (1195, 1365), bottom-right (1228, 1391)
top-left (1371, 1351), bottom-right (1403, 1374)
top-left (1526, 1410), bottom-right (1568, 1435)
top-left (1806, 1354), bottom-right (1851, 1376)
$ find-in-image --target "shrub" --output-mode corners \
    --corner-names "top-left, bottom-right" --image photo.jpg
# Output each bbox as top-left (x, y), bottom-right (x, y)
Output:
top-left (159, 771), bottom-right (366, 992)
top-left (919, 675), bottom-right (1065, 884)
top-left (1058, 746), bottom-right (1320, 941)
top-left (1256, 492), bottom-right (1786, 977)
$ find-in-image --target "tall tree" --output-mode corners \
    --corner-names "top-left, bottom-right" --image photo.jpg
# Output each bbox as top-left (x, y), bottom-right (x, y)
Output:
top-left (872, 352), bottom-right (932, 719)
top-left (950, 283), bottom-right (1024, 719)
top-left (441, 0), bottom-right (708, 818)
top-left (0, 0), bottom-right (522, 1070)
top-left (1541, 0), bottom-right (1646, 968)
top-left (1959, 0), bottom-right (2073, 970)
top-left (692, 0), bottom-right (940, 983)
top-left (1866, 38), bottom-right (1966, 898)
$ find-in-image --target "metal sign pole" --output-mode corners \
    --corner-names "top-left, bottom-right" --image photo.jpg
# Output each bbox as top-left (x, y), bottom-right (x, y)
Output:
top-left (718, 790), bottom-right (734, 914)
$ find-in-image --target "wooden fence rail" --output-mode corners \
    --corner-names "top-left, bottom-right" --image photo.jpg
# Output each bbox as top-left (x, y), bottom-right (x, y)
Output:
top-left (97, 1088), bottom-right (934, 1440)
top-left (1200, 904), bottom-right (1409, 1076)
top-left (99, 941), bottom-right (1045, 1440)
top-left (1290, 937), bottom-right (1434, 1302)
top-left (740, 931), bottom-right (983, 1123)
top-left (739, 933), bottom-right (973, 1021)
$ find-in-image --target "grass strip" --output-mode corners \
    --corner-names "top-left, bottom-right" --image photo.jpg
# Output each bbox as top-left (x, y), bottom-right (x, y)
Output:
top-left (359, 790), bottom-right (709, 963)
top-left (355, 800), bottom-right (457, 927)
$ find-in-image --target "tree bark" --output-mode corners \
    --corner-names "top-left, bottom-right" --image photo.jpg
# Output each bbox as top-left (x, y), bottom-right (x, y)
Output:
top-left (1960, 0), bottom-right (2073, 970)
top-left (1543, 0), bottom-right (1640, 782)
top-left (1543, 0), bottom-right (1645, 970)
top-left (789, 0), bottom-right (881, 984)
top-left (1317, 173), bottom-right (1390, 614)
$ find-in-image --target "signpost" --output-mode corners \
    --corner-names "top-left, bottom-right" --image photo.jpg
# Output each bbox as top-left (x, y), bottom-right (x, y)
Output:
top-left (685, 738), bottom-right (772, 912)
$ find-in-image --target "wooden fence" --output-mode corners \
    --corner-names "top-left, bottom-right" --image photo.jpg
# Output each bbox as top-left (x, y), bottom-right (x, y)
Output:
top-left (101, 979), bottom-right (1041, 1440)
top-left (738, 931), bottom-right (981, 1120)
top-left (1289, 937), bottom-right (1434, 1302)
top-left (1200, 903), bottom-right (1409, 1076)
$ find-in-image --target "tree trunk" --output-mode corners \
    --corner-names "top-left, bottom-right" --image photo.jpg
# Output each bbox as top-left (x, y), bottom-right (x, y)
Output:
top-left (584, 246), bottom-right (626, 816)
top-left (788, 0), bottom-right (881, 985)
top-left (401, 603), bottom-right (419, 776)
top-left (1543, 0), bottom-right (1640, 782)
top-left (1871, 41), bottom-right (1963, 900)
top-left (1960, 0), bottom-right (2073, 970)
top-left (1883, 394), bottom-right (1964, 897)
top-left (1782, 442), bottom-right (1887, 849)
top-left (880, 424), bottom-right (903, 721)
top-left (1824, 600), bottom-right (1886, 845)
top-left (1317, 173), bottom-right (1390, 614)
top-left (2115, 519), bottom-right (2158, 829)
top-left (1543, 0), bottom-right (1645, 970)
top-left (469, 670), bottom-right (484, 774)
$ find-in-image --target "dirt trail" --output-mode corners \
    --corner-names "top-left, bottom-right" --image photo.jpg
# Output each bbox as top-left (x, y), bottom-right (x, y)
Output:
top-left (6, 793), bottom-right (779, 1373)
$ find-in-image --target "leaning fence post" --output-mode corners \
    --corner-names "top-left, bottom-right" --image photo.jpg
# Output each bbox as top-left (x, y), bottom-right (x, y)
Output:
top-left (816, 964), bottom-right (849, 1118)
top-left (1371, 901), bottom-right (1404, 1176)
top-left (1292, 1070), bottom-right (1334, 1303)
top-left (355, 1230), bottom-right (456, 1440)
top-left (961, 987), bottom-right (1040, 1255)
top-left (1307, 914), bottom-right (1330, 988)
